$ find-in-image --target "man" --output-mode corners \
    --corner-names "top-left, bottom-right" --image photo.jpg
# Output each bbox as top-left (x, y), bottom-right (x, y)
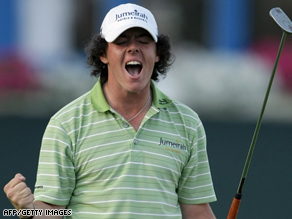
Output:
top-left (4, 3), bottom-right (217, 218)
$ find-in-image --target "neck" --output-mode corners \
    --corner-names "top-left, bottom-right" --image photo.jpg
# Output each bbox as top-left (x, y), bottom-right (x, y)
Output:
top-left (102, 84), bottom-right (152, 122)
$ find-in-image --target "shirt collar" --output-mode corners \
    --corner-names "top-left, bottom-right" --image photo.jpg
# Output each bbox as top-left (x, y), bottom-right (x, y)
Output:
top-left (151, 80), bottom-right (172, 108)
top-left (90, 79), bottom-right (173, 112)
top-left (90, 79), bottom-right (109, 112)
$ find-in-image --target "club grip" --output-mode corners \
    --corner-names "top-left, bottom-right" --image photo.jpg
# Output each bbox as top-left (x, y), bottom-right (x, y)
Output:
top-left (227, 193), bottom-right (242, 219)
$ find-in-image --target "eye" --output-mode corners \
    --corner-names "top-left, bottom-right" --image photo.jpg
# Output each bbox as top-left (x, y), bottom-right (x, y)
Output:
top-left (139, 40), bottom-right (149, 44)
top-left (114, 36), bottom-right (128, 45)
top-left (116, 41), bottom-right (126, 45)
top-left (114, 39), bottom-right (127, 45)
top-left (138, 37), bottom-right (151, 44)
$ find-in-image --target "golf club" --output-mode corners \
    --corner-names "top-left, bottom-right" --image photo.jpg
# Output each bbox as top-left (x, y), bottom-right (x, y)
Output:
top-left (227, 7), bottom-right (292, 219)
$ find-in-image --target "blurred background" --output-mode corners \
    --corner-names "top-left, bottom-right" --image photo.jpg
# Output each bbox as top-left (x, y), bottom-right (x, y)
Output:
top-left (1, 0), bottom-right (292, 218)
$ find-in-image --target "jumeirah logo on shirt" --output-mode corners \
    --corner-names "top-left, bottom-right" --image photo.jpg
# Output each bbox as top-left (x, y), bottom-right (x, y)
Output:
top-left (159, 137), bottom-right (187, 151)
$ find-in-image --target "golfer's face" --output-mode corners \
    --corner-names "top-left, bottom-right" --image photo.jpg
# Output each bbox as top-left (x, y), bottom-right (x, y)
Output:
top-left (100, 27), bottom-right (159, 94)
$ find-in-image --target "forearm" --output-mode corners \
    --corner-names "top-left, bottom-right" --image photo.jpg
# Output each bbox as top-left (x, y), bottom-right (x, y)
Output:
top-left (180, 203), bottom-right (216, 219)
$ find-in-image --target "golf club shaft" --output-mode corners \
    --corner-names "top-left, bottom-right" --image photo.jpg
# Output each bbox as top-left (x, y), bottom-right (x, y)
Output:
top-left (227, 32), bottom-right (287, 219)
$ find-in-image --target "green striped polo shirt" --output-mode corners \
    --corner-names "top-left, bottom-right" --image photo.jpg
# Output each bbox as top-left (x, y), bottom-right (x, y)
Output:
top-left (34, 79), bottom-right (216, 218)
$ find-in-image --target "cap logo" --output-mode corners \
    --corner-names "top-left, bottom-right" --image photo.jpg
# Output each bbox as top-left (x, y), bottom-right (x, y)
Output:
top-left (115, 9), bottom-right (148, 23)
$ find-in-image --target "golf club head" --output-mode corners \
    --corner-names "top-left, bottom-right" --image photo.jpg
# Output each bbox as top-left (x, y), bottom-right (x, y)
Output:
top-left (269, 7), bottom-right (292, 35)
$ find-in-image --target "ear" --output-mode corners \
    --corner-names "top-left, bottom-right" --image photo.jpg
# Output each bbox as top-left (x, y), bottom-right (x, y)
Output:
top-left (99, 53), bottom-right (109, 64)
top-left (155, 55), bottom-right (160, 63)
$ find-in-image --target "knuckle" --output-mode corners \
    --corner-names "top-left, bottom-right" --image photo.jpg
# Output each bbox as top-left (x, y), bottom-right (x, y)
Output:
top-left (9, 195), bottom-right (19, 204)
top-left (3, 184), bottom-right (9, 193)
top-left (24, 187), bottom-right (32, 195)
top-left (19, 181), bottom-right (27, 188)
top-left (6, 190), bottom-right (14, 199)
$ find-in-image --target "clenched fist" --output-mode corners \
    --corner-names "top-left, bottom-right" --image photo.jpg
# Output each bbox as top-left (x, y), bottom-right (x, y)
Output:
top-left (4, 173), bottom-right (34, 211)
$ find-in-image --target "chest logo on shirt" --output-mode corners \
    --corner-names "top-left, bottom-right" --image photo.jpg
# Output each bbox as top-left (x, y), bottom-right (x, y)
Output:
top-left (159, 137), bottom-right (187, 151)
top-left (159, 99), bottom-right (169, 105)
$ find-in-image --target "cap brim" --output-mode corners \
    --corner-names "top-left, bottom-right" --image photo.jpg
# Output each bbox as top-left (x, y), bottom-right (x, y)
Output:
top-left (104, 24), bottom-right (158, 43)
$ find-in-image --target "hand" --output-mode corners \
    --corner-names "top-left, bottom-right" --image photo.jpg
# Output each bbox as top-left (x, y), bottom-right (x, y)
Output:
top-left (3, 173), bottom-right (34, 211)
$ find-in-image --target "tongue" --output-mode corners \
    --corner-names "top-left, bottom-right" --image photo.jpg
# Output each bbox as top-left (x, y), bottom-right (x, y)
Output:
top-left (126, 65), bottom-right (141, 76)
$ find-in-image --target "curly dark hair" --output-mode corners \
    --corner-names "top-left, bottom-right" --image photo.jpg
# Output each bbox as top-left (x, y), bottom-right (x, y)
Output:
top-left (85, 33), bottom-right (174, 86)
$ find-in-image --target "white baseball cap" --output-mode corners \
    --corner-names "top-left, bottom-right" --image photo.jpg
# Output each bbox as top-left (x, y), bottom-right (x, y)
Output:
top-left (100, 3), bottom-right (158, 43)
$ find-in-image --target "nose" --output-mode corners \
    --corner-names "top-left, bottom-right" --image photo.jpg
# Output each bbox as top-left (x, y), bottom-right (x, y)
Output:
top-left (127, 39), bottom-right (140, 53)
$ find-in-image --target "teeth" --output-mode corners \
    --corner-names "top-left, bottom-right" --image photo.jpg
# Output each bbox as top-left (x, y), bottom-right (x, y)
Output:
top-left (126, 61), bottom-right (141, 65)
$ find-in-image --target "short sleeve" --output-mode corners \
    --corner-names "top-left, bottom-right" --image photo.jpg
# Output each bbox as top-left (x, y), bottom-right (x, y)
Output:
top-left (177, 121), bottom-right (216, 204)
top-left (33, 118), bottom-right (76, 206)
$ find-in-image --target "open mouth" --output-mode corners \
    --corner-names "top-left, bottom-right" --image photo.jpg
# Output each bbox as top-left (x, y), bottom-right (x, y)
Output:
top-left (125, 61), bottom-right (142, 76)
